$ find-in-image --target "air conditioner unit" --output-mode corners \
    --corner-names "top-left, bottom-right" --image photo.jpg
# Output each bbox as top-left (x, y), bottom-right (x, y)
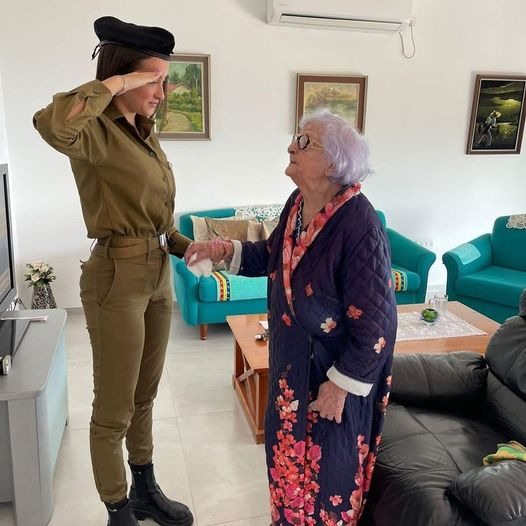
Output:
top-left (267, 0), bottom-right (413, 34)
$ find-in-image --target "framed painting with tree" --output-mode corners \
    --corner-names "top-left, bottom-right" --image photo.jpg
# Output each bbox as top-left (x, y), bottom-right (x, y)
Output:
top-left (295, 74), bottom-right (367, 132)
top-left (156, 54), bottom-right (210, 140)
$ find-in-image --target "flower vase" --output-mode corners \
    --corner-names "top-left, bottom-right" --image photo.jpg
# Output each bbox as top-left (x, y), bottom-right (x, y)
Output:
top-left (31, 284), bottom-right (57, 309)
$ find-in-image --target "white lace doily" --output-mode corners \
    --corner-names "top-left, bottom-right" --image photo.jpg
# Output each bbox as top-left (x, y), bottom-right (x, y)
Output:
top-left (506, 214), bottom-right (526, 229)
top-left (234, 204), bottom-right (284, 220)
top-left (396, 311), bottom-right (486, 342)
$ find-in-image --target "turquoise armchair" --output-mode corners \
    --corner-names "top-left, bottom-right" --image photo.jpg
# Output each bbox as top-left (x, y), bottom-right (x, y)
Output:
top-left (377, 211), bottom-right (437, 305)
top-left (172, 208), bottom-right (436, 338)
top-left (442, 215), bottom-right (526, 323)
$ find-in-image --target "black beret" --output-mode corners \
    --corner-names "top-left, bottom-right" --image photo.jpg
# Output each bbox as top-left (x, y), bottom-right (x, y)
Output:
top-left (93, 16), bottom-right (174, 60)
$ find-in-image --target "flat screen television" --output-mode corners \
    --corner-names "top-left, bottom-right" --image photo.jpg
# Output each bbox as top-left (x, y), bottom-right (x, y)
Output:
top-left (0, 163), bottom-right (29, 362)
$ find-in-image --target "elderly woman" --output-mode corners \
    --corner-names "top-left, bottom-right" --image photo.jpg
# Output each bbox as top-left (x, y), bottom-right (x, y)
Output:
top-left (186, 109), bottom-right (397, 525)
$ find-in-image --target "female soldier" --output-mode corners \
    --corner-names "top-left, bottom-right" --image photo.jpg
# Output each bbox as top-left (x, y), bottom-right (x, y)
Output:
top-left (34, 16), bottom-right (193, 526)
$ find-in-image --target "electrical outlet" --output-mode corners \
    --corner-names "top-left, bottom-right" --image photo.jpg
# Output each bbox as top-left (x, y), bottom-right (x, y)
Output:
top-left (415, 239), bottom-right (433, 250)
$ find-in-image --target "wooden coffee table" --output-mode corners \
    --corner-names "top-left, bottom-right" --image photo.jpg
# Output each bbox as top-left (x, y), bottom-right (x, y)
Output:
top-left (395, 302), bottom-right (499, 354)
top-left (227, 302), bottom-right (499, 443)
top-left (227, 313), bottom-right (269, 444)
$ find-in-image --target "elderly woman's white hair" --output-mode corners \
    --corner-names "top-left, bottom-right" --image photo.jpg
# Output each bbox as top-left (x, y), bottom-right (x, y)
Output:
top-left (300, 109), bottom-right (372, 185)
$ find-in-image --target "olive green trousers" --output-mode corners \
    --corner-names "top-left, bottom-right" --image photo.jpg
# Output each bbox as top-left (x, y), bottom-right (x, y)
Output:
top-left (80, 247), bottom-right (172, 503)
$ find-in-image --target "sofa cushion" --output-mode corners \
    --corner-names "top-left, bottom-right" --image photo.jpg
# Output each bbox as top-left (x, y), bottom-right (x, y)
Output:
top-left (261, 218), bottom-right (279, 239)
top-left (492, 215), bottom-right (526, 272)
top-left (485, 315), bottom-right (526, 401)
top-left (456, 266), bottom-right (526, 307)
top-left (390, 352), bottom-right (487, 411)
top-left (391, 264), bottom-right (420, 292)
top-left (198, 272), bottom-right (267, 302)
top-left (380, 404), bottom-right (507, 474)
top-left (206, 217), bottom-right (261, 242)
top-left (190, 215), bottom-right (261, 242)
top-left (449, 460), bottom-right (526, 526)
top-left (370, 403), bottom-right (502, 526)
top-left (486, 372), bottom-right (526, 446)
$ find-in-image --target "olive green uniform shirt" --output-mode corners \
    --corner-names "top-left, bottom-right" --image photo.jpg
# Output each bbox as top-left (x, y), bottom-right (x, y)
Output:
top-left (33, 79), bottom-right (191, 257)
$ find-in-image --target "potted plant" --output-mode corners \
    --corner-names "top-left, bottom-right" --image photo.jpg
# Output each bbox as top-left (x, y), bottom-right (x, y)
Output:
top-left (24, 261), bottom-right (57, 309)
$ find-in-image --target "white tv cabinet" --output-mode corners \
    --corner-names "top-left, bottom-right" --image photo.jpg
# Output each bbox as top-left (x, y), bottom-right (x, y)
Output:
top-left (0, 309), bottom-right (68, 526)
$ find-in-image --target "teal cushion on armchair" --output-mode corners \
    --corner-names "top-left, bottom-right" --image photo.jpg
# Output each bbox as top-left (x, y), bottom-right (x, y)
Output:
top-left (456, 267), bottom-right (526, 307)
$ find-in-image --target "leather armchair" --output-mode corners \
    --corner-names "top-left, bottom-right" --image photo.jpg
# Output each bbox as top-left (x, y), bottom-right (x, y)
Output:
top-left (362, 307), bottom-right (526, 526)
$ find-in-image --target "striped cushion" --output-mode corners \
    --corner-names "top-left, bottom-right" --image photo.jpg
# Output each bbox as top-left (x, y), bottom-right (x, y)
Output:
top-left (198, 272), bottom-right (267, 302)
top-left (391, 265), bottom-right (420, 292)
top-left (198, 267), bottom-right (418, 302)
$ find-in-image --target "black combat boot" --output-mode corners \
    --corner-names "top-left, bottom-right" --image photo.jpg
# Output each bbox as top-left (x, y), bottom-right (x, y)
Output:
top-left (105, 498), bottom-right (139, 526)
top-left (129, 462), bottom-right (194, 526)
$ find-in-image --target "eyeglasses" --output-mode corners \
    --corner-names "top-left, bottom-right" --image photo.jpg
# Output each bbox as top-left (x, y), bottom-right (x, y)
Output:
top-left (292, 134), bottom-right (325, 151)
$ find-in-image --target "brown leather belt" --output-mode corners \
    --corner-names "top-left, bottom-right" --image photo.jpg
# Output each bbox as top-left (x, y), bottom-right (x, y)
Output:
top-left (91, 233), bottom-right (168, 259)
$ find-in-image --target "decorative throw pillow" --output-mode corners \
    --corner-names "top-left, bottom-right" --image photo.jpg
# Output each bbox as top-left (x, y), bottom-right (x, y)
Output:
top-left (247, 220), bottom-right (262, 242)
top-left (205, 218), bottom-right (250, 241)
top-left (261, 218), bottom-right (279, 240)
top-left (190, 215), bottom-right (209, 242)
top-left (190, 215), bottom-right (237, 241)
top-left (448, 460), bottom-right (526, 526)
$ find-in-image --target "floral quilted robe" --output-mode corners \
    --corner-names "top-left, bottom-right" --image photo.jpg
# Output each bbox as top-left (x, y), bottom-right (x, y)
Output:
top-left (239, 185), bottom-right (397, 525)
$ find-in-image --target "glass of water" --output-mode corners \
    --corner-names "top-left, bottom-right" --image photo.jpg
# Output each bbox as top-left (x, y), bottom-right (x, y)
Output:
top-left (431, 294), bottom-right (448, 317)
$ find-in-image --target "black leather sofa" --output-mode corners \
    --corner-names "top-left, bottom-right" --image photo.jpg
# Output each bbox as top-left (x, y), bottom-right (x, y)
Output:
top-left (362, 298), bottom-right (526, 526)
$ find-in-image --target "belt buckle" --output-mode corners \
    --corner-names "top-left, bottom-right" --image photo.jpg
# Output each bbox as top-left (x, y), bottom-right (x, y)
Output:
top-left (158, 233), bottom-right (167, 247)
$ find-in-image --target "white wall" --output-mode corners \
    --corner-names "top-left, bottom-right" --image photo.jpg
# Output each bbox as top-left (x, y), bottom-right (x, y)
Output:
top-left (0, 69), bottom-right (8, 163)
top-left (1, 0), bottom-right (525, 307)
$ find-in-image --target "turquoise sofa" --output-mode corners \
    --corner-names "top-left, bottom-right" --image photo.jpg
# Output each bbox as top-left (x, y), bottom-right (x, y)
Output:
top-left (171, 208), bottom-right (267, 339)
top-left (442, 215), bottom-right (526, 323)
top-left (171, 208), bottom-right (436, 338)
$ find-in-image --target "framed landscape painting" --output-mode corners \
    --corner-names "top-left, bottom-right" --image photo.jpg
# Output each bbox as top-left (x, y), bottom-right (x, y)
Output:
top-left (466, 74), bottom-right (526, 154)
top-left (295, 74), bottom-right (367, 132)
top-left (156, 54), bottom-right (210, 140)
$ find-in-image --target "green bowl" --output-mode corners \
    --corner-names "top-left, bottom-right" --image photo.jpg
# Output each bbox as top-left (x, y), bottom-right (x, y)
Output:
top-left (421, 308), bottom-right (439, 323)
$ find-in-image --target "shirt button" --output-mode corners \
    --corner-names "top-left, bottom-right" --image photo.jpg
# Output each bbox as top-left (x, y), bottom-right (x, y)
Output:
top-left (149, 151), bottom-right (155, 157)
top-left (163, 176), bottom-right (167, 181)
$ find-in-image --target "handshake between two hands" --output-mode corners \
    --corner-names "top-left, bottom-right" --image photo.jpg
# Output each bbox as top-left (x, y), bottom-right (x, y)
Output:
top-left (183, 238), bottom-right (234, 277)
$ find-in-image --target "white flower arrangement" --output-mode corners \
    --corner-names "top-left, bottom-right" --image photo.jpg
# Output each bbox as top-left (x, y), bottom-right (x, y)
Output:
top-left (24, 261), bottom-right (56, 288)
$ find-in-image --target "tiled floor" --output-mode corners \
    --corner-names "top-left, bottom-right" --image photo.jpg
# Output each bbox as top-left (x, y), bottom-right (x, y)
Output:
top-left (0, 309), bottom-right (270, 526)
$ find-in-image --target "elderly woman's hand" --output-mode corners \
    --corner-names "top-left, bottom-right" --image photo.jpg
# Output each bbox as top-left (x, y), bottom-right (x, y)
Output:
top-left (184, 239), bottom-right (233, 266)
top-left (311, 381), bottom-right (348, 423)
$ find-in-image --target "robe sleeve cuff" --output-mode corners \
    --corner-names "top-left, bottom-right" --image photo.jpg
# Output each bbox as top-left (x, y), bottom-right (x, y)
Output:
top-left (327, 366), bottom-right (374, 397)
top-left (224, 239), bottom-right (242, 275)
